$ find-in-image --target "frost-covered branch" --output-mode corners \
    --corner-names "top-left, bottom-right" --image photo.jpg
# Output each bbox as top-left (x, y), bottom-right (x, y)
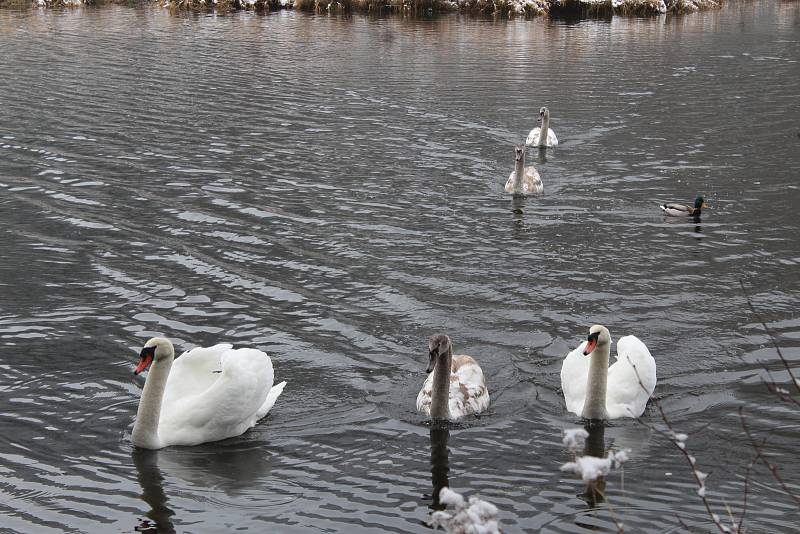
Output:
top-left (739, 279), bottom-right (800, 396)
top-left (429, 487), bottom-right (502, 534)
top-left (738, 407), bottom-right (800, 506)
top-left (560, 427), bottom-right (627, 533)
top-left (626, 358), bottom-right (738, 534)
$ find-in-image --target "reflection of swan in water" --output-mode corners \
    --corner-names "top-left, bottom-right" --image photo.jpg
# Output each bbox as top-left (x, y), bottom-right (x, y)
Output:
top-left (155, 442), bottom-right (276, 492)
top-left (429, 425), bottom-right (450, 511)
top-left (580, 423), bottom-right (606, 508)
top-left (132, 449), bottom-right (176, 534)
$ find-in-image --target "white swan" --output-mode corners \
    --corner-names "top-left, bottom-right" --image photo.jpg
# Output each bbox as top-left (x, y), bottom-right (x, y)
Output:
top-left (417, 334), bottom-right (490, 421)
top-left (561, 325), bottom-right (656, 420)
top-left (525, 106), bottom-right (559, 148)
top-left (131, 337), bottom-right (286, 449)
top-left (504, 144), bottom-right (543, 195)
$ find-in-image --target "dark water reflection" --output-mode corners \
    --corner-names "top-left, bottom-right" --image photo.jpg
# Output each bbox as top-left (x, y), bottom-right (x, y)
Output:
top-left (428, 425), bottom-right (450, 511)
top-left (132, 449), bottom-right (175, 534)
top-left (1, 1), bottom-right (799, 532)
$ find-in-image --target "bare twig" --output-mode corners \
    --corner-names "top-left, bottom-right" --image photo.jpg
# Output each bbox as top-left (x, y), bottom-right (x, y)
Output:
top-left (737, 428), bottom-right (762, 533)
top-left (627, 357), bottom-right (736, 534)
top-left (739, 407), bottom-right (800, 506)
top-left (739, 279), bottom-right (800, 394)
top-left (589, 482), bottom-right (625, 534)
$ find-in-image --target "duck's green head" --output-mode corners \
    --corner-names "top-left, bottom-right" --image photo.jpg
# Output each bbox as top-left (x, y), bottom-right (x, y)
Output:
top-left (694, 196), bottom-right (710, 209)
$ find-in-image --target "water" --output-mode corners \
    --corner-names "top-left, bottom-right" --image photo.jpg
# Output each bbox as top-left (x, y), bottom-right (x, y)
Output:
top-left (1, 2), bottom-right (799, 532)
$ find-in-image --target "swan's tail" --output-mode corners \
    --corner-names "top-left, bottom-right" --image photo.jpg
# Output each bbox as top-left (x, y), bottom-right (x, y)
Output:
top-left (257, 381), bottom-right (286, 419)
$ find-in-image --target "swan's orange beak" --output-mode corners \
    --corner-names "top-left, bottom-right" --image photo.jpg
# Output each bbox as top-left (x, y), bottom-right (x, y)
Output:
top-left (583, 338), bottom-right (597, 356)
top-left (134, 354), bottom-right (153, 375)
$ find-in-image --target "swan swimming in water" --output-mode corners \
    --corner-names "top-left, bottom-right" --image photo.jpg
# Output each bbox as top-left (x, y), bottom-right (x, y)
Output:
top-left (504, 145), bottom-right (543, 195)
top-left (561, 325), bottom-right (656, 420)
top-left (131, 337), bottom-right (286, 449)
top-left (416, 334), bottom-right (490, 421)
top-left (526, 107), bottom-right (559, 148)
top-left (660, 195), bottom-right (710, 217)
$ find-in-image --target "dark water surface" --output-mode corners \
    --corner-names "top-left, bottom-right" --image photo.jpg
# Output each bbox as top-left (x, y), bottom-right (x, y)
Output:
top-left (1, 2), bottom-right (799, 532)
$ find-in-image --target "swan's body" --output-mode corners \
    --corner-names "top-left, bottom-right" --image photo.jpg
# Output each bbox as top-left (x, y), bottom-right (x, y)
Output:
top-left (526, 106), bottom-right (559, 148)
top-left (660, 195), bottom-right (710, 217)
top-left (417, 334), bottom-right (490, 421)
top-left (561, 326), bottom-right (656, 420)
top-left (132, 338), bottom-right (286, 449)
top-left (505, 144), bottom-right (543, 195)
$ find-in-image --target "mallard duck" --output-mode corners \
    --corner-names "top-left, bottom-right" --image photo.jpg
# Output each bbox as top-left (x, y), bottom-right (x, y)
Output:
top-left (660, 196), bottom-right (710, 217)
top-left (504, 144), bottom-right (543, 195)
top-left (416, 334), bottom-right (490, 421)
top-left (561, 325), bottom-right (656, 420)
top-left (525, 107), bottom-right (559, 148)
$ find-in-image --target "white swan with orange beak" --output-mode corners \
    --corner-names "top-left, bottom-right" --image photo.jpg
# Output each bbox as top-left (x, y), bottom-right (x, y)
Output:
top-left (560, 325), bottom-right (656, 420)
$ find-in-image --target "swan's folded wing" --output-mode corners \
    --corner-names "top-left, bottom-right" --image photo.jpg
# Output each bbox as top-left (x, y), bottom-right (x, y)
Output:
top-left (452, 357), bottom-right (490, 416)
top-left (416, 373), bottom-right (434, 415)
top-left (159, 348), bottom-right (273, 445)
top-left (606, 336), bottom-right (656, 418)
top-left (257, 381), bottom-right (286, 419)
top-left (162, 343), bottom-right (233, 405)
top-left (560, 342), bottom-right (590, 416)
top-left (547, 128), bottom-right (558, 146)
top-left (526, 127), bottom-right (541, 146)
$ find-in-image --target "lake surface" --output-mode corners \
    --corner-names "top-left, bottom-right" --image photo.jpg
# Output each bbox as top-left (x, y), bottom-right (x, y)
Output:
top-left (1, 2), bottom-right (799, 532)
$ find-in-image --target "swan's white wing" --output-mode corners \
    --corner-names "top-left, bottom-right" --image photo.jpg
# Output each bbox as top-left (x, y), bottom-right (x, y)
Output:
top-left (416, 372), bottom-right (435, 415)
top-left (525, 127), bottom-right (558, 147)
top-left (450, 356), bottom-right (490, 418)
top-left (257, 381), bottom-right (286, 419)
top-left (159, 347), bottom-right (274, 446)
top-left (561, 341), bottom-right (590, 416)
top-left (161, 344), bottom-right (232, 406)
top-left (526, 127), bottom-right (541, 146)
top-left (546, 128), bottom-right (558, 146)
top-left (505, 171), bottom-right (517, 193)
top-left (523, 166), bottom-right (543, 194)
top-left (606, 336), bottom-right (656, 418)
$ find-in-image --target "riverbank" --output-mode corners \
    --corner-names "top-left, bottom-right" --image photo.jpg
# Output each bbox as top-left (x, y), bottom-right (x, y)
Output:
top-left (2, 0), bottom-right (724, 16)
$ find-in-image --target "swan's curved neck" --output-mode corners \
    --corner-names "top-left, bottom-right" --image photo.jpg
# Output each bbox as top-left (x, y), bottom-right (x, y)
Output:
top-left (538, 114), bottom-right (550, 146)
top-left (513, 154), bottom-right (525, 194)
top-left (132, 356), bottom-right (173, 449)
top-left (582, 344), bottom-right (610, 420)
top-left (430, 350), bottom-right (452, 420)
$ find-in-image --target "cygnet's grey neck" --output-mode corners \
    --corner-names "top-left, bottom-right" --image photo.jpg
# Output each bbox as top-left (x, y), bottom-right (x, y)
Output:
top-left (430, 350), bottom-right (452, 420)
top-left (538, 113), bottom-right (550, 146)
top-left (513, 153), bottom-right (525, 194)
top-left (581, 343), bottom-right (610, 420)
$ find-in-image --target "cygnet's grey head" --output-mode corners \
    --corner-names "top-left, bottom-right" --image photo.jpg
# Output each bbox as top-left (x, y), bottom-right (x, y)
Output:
top-left (515, 144), bottom-right (525, 162)
top-left (537, 106), bottom-right (550, 123)
top-left (583, 325), bottom-right (611, 356)
top-left (427, 334), bottom-right (453, 373)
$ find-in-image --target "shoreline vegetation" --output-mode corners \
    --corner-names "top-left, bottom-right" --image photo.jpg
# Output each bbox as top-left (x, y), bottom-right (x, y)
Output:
top-left (1, 0), bottom-right (724, 17)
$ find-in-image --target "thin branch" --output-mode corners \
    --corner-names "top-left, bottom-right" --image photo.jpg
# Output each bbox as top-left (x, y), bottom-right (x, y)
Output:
top-left (737, 426), bottom-right (762, 533)
top-left (739, 279), bottom-right (800, 394)
top-left (627, 357), bottom-right (735, 534)
top-left (739, 407), bottom-right (800, 505)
